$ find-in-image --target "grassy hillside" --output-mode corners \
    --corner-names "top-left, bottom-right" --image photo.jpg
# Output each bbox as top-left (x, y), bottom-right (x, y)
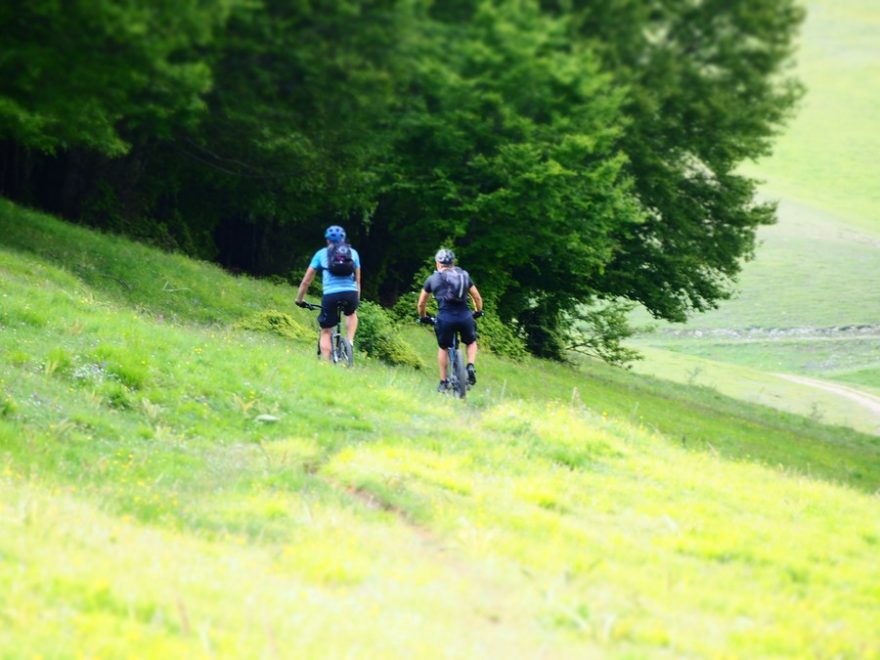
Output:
top-left (2, 201), bottom-right (879, 657)
top-left (632, 0), bottom-right (880, 403)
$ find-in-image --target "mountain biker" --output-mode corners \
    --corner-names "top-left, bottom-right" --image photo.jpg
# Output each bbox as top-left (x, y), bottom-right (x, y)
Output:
top-left (417, 248), bottom-right (484, 392)
top-left (295, 225), bottom-right (361, 361)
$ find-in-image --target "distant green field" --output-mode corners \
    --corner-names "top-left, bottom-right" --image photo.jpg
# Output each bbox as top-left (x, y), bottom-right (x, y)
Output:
top-left (632, 198), bottom-right (880, 397)
top-left (640, 333), bottom-right (880, 391)
top-left (749, 0), bottom-right (880, 231)
top-left (835, 367), bottom-right (880, 390)
top-left (3, 201), bottom-right (880, 656)
top-left (636, 198), bottom-right (880, 331)
top-left (633, 0), bottom-right (880, 408)
top-left (628, 345), bottom-right (880, 435)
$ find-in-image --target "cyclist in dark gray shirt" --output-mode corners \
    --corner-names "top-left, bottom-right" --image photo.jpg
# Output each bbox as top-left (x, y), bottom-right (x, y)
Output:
top-left (417, 248), bottom-right (484, 392)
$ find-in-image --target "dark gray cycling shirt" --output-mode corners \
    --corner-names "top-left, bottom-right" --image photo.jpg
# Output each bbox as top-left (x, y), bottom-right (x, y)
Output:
top-left (423, 268), bottom-right (474, 315)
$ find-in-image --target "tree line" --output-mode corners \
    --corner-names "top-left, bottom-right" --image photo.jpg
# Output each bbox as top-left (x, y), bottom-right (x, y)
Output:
top-left (0, 0), bottom-right (803, 359)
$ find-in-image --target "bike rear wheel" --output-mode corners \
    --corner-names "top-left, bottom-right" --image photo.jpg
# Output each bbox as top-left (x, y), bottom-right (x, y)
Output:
top-left (450, 348), bottom-right (468, 399)
top-left (334, 335), bottom-right (354, 367)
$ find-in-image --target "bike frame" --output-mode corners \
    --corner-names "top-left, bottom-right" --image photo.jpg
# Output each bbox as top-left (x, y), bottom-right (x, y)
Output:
top-left (303, 301), bottom-right (353, 366)
top-left (447, 334), bottom-right (467, 398)
top-left (428, 316), bottom-right (470, 399)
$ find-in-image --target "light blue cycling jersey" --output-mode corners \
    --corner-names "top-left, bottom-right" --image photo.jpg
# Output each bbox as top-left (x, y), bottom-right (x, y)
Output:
top-left (309, 246), bottom-right (361, 295)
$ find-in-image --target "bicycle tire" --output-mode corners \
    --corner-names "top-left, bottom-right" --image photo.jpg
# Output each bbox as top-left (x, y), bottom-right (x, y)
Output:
top-left (336, 336), bottom-right (354, 367)
top-left (450, 348), bottom-right (468, 399)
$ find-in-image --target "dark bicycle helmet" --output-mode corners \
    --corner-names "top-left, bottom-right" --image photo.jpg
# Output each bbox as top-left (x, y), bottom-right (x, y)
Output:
top-left (435, 248), bottom-right (455, 265)
top-left (324, 225), bottom-right (346, 242)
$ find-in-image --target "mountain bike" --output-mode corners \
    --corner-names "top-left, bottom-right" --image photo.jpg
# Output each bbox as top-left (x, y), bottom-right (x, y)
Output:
top-left (302, 301), bottom-right (354, 367)
top-left (423, 316), bottom-right (469, 399)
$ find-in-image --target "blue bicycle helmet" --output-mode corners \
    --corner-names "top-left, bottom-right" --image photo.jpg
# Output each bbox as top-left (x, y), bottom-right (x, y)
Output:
top-left (324, 225), bottom-right (346, 243)
top-left (435, 248), bottom-right (455, 265)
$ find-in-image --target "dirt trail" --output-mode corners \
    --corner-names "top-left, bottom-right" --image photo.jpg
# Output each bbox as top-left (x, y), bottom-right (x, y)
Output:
top-left (775, 373), bottom-right (880, 422)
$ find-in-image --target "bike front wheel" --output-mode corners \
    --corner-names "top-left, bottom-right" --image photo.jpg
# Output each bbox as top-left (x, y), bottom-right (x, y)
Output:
top-left (334, 336), bottom-right (354, 367)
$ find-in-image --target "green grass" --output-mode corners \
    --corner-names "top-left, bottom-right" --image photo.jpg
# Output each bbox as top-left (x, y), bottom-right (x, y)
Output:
top-left (2, 201), bottom-right (880, 656)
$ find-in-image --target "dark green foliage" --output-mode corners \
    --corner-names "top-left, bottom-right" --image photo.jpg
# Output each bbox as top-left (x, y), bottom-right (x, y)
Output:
top-left (369, 2), bottom-right (643, 353)
top-left (559, 0), bottom-right (805, 321)
top-left (0, 0), bottom-right (231, 155)
top-left (356, 302), bottom-right (424, 370)
top-left (0, 0), bottom-right (804, 361)
top-left (158, 0), bottom-right (410, 272)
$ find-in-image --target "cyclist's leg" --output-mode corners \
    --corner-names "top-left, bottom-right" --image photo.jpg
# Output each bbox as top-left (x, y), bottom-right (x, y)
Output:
top-left (318, 293), bottom-right (343, 361)
top-left (319, 328), bottom-right (333, 361)
top-left (339, 292), bottom-right (359, 345)
top-left (466, 341), bottom-right (477, 363)
top-left (465, 342), bottom-right (477, 385)
top-left (460, 316), bottom-right (478, 364)
top-left (344, 311), bottom-right (358, 344)
top-left (438, 347), bottom-right (449, 381)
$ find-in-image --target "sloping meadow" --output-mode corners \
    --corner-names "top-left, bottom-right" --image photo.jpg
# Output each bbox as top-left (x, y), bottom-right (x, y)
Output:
top-left (1, 206), bottom-right (879, 656)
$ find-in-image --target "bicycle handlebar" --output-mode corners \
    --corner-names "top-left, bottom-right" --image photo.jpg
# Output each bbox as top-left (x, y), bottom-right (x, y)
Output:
top-left (420, 312), bottom-right (482, 326)
top-left (299, 301), bottom-right (321, 311)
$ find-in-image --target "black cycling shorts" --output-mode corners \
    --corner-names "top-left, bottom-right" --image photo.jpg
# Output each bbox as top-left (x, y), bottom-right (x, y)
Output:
top-left (319, 291), bottom-right (359, 328)
top-left (435, 314), bottom-right (477, 349)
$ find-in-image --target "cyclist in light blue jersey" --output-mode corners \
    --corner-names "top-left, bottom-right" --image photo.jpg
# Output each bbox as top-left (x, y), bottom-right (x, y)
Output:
top-left (295, 225), bottom-right (361, 360)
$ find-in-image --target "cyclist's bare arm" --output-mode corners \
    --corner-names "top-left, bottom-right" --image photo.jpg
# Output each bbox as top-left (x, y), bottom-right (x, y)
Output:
top-left (417, 289), bottom-right (430, 317)
top-left (469, 285), bottom-right (483, 312)
top-left (296, 267), bottom-right (317, 304)
top-left (355, 267), bottom-right (362, 296)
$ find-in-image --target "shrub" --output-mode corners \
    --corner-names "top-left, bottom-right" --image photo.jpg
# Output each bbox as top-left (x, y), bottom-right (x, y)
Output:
top-left (566, 301), bottom-right (642, 367)
top-left (389, 291), bottom-right (427, 325)
top-left (44, 347), bottom-right (73, 376)
top-left (234, 310), bottom-right (312, 343)
top-left (93, 344), bottom-right (149, 389)
top-left (476, 311), bottom-right (528, 361)
top-left (101, 382), bottom-right (132, 409)
top-left (0, 394), bottom-right (17, 418)
top-left (356, 301), bottom-right (424, 369)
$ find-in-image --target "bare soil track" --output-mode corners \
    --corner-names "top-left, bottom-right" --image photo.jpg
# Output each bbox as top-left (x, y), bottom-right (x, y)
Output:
top-left (776, 373), bottom-right (880, 431)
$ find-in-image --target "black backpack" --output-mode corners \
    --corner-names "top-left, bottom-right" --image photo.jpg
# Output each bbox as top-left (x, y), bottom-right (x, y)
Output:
top-left (326, 243), bottom-right (355, 276)
top-left (439, 267), bottom-right (468, 303)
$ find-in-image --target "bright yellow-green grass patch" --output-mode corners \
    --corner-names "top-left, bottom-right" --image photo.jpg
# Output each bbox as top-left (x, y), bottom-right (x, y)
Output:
top-left (322, 400), bottom-right (880, 656)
